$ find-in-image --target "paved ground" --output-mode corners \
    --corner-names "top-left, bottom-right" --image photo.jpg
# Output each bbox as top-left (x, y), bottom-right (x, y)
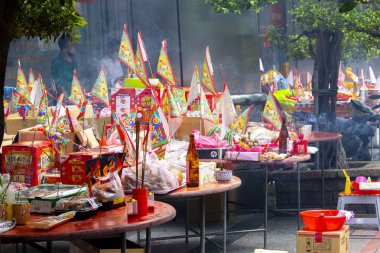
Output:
top-left (2, 215), bottom-right (380, 252)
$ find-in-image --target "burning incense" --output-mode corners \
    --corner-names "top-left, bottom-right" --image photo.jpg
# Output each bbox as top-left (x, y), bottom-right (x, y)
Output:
top-left (135, 120), bottom-right (141, 189)
top-left (141, 124), bottom-right (150, 189)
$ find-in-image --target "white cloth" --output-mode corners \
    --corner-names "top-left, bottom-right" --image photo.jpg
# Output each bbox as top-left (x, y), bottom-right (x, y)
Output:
top-left (100, 55), bottom-right (124, 87)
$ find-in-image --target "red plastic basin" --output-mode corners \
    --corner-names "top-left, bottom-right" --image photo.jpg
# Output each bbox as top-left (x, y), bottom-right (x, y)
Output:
top-left (300, 210), bottom-right (346, 232)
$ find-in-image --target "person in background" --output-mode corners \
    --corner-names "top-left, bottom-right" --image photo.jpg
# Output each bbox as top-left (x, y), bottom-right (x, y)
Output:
top-left (100, 39), bottom-right (124, 88)
top-left (51, 36), bottom-right (77, 97)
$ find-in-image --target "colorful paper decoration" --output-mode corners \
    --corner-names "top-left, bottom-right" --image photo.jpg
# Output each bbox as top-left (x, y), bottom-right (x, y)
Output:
top-left (91, 66), bottom-right (110, 107)
top-left (220, 84), bottom-right (236, 138)
top-left (36, 84), bottom-right (49, 125)
top-left (30, 74), bottom-right (43, 108)
top-left (150, 106), bottom-right (169, 149)
top-left (230, 105), bottom-right (253, 135)
top-left (69, 69), bottom-right (85, 107)
top-left (77, 100), bottom-right (88, 127)
top-left (135, 33), bottom-right (151, 88)
top-left (171, 87), bottom-right (187, 114)
top-left (120, 110), bottom-right (137, 141)
top-left (112, 112), bottom-right (136, 158)
top-left (156, 40), bottom-right (176, 86)
top-left (166, 88), bottom-right (182, 118)
top-left (200, 87), bottom-right (216, 123)
top-left (186, 66), bottom-right (201, 108)
top-left (118, 24), bottom-right (136, 74)
top-left (263, 92), bottom-right (283, 130)
top-left (54, 100), bottom-right (68, 134)
top-left (16, 61), bottom-right (31, 105)
top-left (201, 47), bottom-right (218, 96)
top-left (28, 68), bottom-right (35, 92)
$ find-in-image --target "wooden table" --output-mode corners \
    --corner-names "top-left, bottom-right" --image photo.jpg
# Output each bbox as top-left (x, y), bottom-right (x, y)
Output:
top-left (0, 201), bottom-right (176, 253)
top-left (155, 176), bottom-right (242, 253)
top-left (308, 131), bottom-right (342, 208)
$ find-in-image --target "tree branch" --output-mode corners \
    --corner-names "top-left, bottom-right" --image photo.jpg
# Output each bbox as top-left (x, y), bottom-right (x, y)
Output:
top-left (290, 30), bottom-right (317, 42)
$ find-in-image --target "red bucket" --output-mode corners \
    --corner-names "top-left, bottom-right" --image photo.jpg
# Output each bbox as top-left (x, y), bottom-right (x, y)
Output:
top-left (300, 210), bottom-right (346, 232)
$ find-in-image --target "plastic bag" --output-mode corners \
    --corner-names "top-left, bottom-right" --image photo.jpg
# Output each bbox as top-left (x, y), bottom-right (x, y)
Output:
top-left (92, 171), bottom-right (124, 203)
top-left (122, 160), bottom-right (182, 193)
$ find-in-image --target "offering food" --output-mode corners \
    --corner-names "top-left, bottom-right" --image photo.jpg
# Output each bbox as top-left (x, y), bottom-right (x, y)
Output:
top-left (54, 197), bottom-right (101, 219)
top-left (92, 172), bottom-right (125, 210)
top-left (26, 211), bottom-right (75, 230)
top-left (262, 152), bottom-right (287, 160)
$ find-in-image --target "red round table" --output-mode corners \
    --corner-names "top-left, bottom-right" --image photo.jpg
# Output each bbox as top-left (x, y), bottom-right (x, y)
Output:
top-left (155, 176), bottom-right (241, 253)
top-left (307, 132), bottom-right (342, 142)
top-left (0, 201), bottom-right (176, 253)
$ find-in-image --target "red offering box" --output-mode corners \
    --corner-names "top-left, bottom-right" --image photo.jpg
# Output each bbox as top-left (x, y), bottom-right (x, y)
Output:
top-left (60, 152), bottom-right (100, 185)
top-left (110, 88), bottom-right (136, 119)
top-left (2, 141), bottom-right (54, 187)
top-left (352, 181), bottom-right (380, 194)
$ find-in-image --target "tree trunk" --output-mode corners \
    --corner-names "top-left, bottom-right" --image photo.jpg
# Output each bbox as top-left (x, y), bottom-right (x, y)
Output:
top-left (312, 29), bottom-right (343, 131)
top-left (0, 0), bottom-right (19, 147)
top-left (312, 29), bottom-right (343, 169)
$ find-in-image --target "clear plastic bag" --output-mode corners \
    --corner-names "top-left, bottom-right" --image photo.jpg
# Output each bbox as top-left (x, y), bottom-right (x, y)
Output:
top-left (92, 171), bottom-right (124, 203)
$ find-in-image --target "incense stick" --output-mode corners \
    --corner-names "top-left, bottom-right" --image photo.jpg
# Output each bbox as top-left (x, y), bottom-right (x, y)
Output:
top-left (135, 120), bottom-right (141, 189)
top-left (141, 124), bottom-right (150, 189)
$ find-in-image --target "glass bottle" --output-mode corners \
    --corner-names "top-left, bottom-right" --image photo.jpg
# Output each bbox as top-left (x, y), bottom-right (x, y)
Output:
top-left (186, 134), bottom-right (199, 187)
top-left (278, 117), bottom-right (289, 154)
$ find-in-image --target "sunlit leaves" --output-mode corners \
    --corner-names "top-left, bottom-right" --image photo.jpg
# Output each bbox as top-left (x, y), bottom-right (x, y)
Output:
top-left (12, 0), bottom-right (87, 42)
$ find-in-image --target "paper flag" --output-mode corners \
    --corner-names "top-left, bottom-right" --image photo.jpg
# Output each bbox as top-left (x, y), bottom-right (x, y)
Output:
top-left (200, 87), bottom-right (216, 123)
top-left (112, 112), bottom-right (136, 157)
top-left (346, 67), bottom-right (358, 83)
top-left (36, 84), bottom-right (49, 125)
top-left (118, 24), bottom-right (136, 74)
top-left (376, 73), bottom-right (380, 90)
top-left (46, 131), bottom-right (71, 154)
top-left (171, 87), bottom-right (187, 114)
top-left (220, 84), bottom-right (236, 139)
top-left (137, 31), bottom-right (149, 62)
top-left (69, 70), bottom-right (85, 107)
top-left (259, 58), bottom-right (264, 72)
top-left (77, 100), bottom-right (88, 126)
top-left (230, 105), bottom-right (253, 135)
top-left (135, 35), bottom-right (151, 88)
top-left (186, 66), bottom-right (201, 107)
top-left (360, 69), bottom-right (366, 90)
top-left (306, 72), bottom-right (312, 85)
top-left (286, 70), bottom-right (294, 87)
top-left (16, 61), bottom-right (31, 105)
top-left (28, 68), bottom-right (35, 92)
top-left (91, 66), bottom-right (109, 107)
top-left (166, 88), bottom-right (182, 118)
top-left (157, 40), bottom-right (176, 86)
top-left (201, 46), bottom-right (218, 96)
top-left (150, 106), bottom-right (169, 149)
top-left (52, 95), bottom-right (68, 134)
top-left (30, 75), bottom-right (43, 108)
top-left (369, 66), bottom-right (377, 84)
top-left (120, 110), bottom-right (137, 141)
top-left (262, 92), bottom-right (282, 130)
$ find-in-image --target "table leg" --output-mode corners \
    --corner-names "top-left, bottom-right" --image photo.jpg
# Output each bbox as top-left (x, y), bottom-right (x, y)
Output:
top-left (223, 191), bottom-right (227, 253)
top-left (0, 238), bottom-right (2, 253)
top-left (200, 196), bottom-right (206, 253)
top-left (185, 200), bottom-right (189, 243)
top-left (378, 121), bottom-right (380, 160)
top-left (137, 230), bottom-right (141, 244)
top-left (264, 165), bottom-right (268, 249)
top-left (296, 162), bottom-right (300, 229)
top-left (121, 232), bottom-right (127, 253)
top-left (146, 227), bottom-right (151, 253)
top-left (47, 241), bottom-right (52, 253)
top-left (22, 243), bottom-right (26, 253)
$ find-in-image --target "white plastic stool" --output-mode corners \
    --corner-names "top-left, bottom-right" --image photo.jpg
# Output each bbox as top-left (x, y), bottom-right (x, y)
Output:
top-left (337, 195), bottom-right (380, 230)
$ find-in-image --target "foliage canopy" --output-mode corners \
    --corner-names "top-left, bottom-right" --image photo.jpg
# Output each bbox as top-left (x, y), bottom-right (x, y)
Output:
top-left (206, 0), bottom-right (380, 64)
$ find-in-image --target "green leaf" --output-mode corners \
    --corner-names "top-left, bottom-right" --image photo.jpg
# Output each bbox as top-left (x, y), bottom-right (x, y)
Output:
top-left (339, 1), bottom-right (358, 13)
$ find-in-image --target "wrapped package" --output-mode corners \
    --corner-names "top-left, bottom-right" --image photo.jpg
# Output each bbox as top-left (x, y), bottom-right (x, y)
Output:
top-left (54, 196), bottom-right (101, 219)
top-left (26, 211), bottom-right (75, 230)
top-left (122, 160), bottom-right (183, 194)
top-left (92, 171), bottom-right (125, 210)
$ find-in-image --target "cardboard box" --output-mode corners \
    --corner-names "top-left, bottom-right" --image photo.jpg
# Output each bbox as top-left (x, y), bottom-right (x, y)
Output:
top-left (70, 238), bottom-right (144, 253)
top-left (6, 116), bottom-right (37, 135)
top-left (175, 117), bottom-right (215, 140)
top-left (2, 141), bottom-right (54, 187)
top-left (296, 225), bottom-right (349, 253)
top-left (60, 152), bottom-right (100, 185)
top-left (197, 148), bottom-right (227, 160)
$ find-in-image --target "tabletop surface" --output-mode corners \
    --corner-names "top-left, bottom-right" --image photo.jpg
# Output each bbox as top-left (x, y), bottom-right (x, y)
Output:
top-left (0, 201), bottom-right (176, 243)
top-left (156, 176), bottom-right (241, 200)
top-left (308, 132), bottom-right (342, 142)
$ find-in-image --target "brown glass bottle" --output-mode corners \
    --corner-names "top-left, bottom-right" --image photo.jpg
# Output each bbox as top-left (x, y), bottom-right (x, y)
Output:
top-left (186, 134), bottom-right (199, 187)
top-left (278, 117), bottom-right (289, 154)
